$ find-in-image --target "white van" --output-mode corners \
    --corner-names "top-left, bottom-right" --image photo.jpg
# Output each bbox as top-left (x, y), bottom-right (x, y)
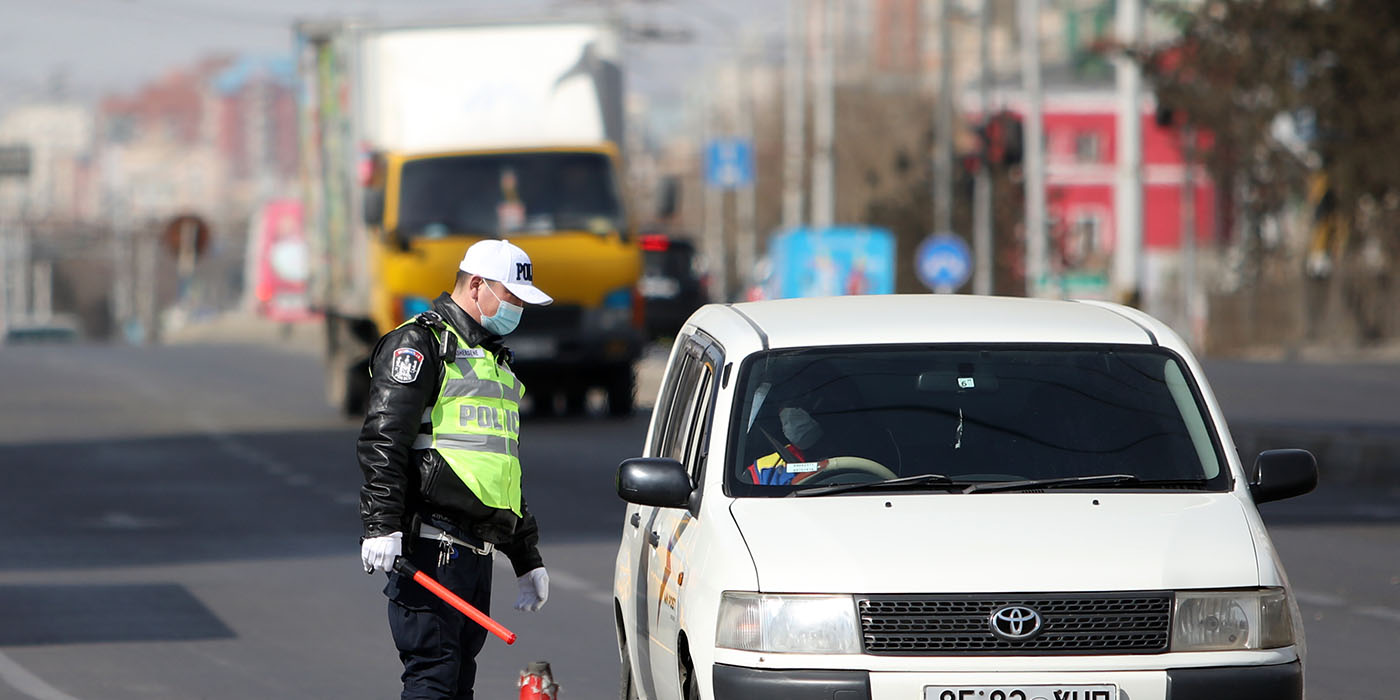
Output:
top-left (613, 295), bottom-right (1316, 700)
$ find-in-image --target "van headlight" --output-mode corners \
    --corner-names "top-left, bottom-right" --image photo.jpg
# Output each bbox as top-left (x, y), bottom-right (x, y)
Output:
top-left (1172, 588), bottom-right (1294, 651)
top-left (715, 592), bottom-right (861, 654)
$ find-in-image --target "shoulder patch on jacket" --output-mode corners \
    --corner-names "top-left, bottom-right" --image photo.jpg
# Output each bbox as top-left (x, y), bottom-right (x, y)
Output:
top-left (390, 347), bottom-right (425, 383)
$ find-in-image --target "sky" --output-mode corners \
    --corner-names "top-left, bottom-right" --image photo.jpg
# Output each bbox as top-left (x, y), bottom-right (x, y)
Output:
top-left (0, 0), bottom-right (787, 114)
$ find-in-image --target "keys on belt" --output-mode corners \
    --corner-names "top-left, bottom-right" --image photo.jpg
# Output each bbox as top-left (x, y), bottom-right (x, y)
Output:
top-left (420, 523), bottom-right (494, 567)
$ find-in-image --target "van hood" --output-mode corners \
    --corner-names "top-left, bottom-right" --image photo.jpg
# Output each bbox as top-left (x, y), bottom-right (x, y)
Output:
top-left (728, 493), bottom-right (1259, 593)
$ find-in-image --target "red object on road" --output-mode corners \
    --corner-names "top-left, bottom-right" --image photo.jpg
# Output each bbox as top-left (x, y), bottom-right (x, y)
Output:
top-left (393, 558), bottom-right (517, 645)
top-left (518, 661), bottom-right (559, 699)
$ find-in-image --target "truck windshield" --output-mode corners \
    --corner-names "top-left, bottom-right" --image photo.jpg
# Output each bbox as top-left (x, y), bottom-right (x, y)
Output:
top-left (727, 346), bottom-right (1230, 498)
top-left (397, 152), bottom-right (622, 238)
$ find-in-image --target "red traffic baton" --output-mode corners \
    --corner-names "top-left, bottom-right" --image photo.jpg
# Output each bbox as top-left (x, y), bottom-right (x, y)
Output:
top-left (394, 557), bottom-right (517, 645)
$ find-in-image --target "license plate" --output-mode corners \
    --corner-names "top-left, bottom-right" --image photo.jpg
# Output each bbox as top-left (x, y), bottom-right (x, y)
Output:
top-left (924, 686), bottom-right (1116, 700)
top-left (509, 337), bottom-right (557, 360)
top-left (640, 277), bottom-right (681, 299)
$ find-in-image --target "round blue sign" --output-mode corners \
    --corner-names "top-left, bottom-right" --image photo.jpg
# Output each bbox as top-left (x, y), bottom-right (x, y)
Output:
top-left (915, 233), bottom-right (972, 292)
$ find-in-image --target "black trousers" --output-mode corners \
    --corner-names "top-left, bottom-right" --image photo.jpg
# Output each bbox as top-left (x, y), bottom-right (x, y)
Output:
top-left (384, 535), bottom-right (494, 700)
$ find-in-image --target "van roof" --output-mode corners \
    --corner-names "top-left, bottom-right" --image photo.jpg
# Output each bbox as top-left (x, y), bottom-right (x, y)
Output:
top-left (723, 295), bottom-right (1157, 350)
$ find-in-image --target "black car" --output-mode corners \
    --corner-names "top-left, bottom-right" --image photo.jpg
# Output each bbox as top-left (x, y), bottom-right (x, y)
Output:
top-left (640, 233), bottom-right (708, 340)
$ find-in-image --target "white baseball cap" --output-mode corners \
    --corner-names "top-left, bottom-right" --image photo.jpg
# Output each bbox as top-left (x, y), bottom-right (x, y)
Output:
top-left (459, 239), bottom-right (553, 306)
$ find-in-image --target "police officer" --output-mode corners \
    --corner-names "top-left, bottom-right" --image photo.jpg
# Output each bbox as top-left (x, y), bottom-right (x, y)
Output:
top-left (358, 239), bottom-right (553, 700)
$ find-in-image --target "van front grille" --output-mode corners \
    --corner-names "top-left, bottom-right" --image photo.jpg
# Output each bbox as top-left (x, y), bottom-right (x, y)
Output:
top-left (858, 592), bottom-right (1172, 655)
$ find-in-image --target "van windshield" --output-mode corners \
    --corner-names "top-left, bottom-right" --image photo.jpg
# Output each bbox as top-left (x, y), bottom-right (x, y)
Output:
top-left (397, 152), bottom-right (622, 238)
top-left (727, 346), bottom-right (1229, 497)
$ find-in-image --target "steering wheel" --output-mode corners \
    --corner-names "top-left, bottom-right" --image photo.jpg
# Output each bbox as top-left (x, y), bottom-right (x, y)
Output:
top-left (798, 456), bottom-right (898, 485)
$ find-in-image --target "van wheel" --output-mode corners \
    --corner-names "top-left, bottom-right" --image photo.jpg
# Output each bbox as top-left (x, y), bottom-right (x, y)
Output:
top-left (680, 658), bottom-right (700, 700)
top-left (618, 638), bottom-right (639, 700)
top-left (531, 385), bottom-right (558, 418)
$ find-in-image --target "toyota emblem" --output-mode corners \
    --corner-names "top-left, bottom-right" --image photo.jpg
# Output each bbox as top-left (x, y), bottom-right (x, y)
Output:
top-left (989, 605), bottom-right (1043, 641)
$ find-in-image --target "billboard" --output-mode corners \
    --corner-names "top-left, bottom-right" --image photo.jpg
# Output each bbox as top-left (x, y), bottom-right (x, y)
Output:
top-left (760, 226), bottom-right (896, 300)
top-left (248, 198), bottom-right (316, 323)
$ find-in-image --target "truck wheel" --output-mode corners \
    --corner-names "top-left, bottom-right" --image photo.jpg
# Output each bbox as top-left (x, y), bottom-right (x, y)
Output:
top-left (344, 358), bottom-right (370, 416)
top-left (565, 385), bottom-right (588, 417)
top-left (531, 385), bottom-right (558, 418)
top-left (324, 317), bottom-right (371, 416)
top-left (606, 365), bottom-right (636, 418)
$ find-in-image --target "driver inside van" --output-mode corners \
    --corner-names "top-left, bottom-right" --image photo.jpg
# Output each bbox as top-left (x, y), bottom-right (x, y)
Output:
top-left (743, 406), bottom-right (834, 486)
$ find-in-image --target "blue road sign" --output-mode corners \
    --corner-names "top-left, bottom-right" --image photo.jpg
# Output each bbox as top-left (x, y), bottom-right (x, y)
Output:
top-left (915, 233), bottom-right (972, 292)
top-left (704, 138), bottom-right (754, 189)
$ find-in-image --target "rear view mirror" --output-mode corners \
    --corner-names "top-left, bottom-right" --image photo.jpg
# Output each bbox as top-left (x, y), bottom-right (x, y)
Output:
top-left (617, 457), bottom-right (692, 508)
top-left (1250, 449), bottom-right (1318, 504)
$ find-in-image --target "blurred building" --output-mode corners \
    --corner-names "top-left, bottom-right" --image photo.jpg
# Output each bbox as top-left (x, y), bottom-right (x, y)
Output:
top-left (0, 102), bottom-right (97, 222)
top-left (95, 54), bottom-right (298, 226)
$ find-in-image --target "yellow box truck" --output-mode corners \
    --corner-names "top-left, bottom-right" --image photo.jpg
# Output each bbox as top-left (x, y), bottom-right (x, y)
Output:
top-left (296, 18), bottom-right (644, 417)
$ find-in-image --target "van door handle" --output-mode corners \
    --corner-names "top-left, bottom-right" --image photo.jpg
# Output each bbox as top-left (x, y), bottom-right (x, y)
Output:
top-left (630, 513), bottom-right (641, 528)
top-left (648, 531), bottom-right (660, 547)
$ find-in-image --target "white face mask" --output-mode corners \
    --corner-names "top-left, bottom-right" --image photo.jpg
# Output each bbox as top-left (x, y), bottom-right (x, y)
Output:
top-left (779, 407), bottom-right (824, 450)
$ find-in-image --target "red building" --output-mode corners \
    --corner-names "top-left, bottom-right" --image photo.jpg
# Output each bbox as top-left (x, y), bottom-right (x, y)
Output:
top-left (973, 88), bottom-right (1215, 297)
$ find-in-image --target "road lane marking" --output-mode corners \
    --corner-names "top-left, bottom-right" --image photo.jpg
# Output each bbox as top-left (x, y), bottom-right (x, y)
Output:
top-left (0, 651), bottom-right (82, 700)
top-left (1297, 589), bottom-right (1400, 626)
top-left (1294, 590), bottom-right (1347, 608)
top-left (1354, 606), bottom-right (1400, 624)
top-left (496, 561), bottom-right (612, 606)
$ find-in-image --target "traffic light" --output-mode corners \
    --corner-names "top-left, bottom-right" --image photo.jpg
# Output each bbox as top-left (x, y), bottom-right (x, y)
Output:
top-left (978, 111), bottom-right (1024, 168)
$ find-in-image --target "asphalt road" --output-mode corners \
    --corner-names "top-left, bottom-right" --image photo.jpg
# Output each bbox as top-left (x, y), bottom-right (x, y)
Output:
top-left (0, 341), bottom-right (1395, 699)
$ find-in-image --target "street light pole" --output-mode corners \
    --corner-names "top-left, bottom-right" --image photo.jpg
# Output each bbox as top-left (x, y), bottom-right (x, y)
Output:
top-left (933, 0), bottom-right (955, 238)
top-left (810, 0), bottom-right (836, 229)
top-left (782, 0), bottom-right (808, 230)
top-left (1020, 0), bottom-right (1047, 296)
top-left (1113, 0), bottom-right (1145, 306)
top-left (972, 0), bottom-right (994, 296)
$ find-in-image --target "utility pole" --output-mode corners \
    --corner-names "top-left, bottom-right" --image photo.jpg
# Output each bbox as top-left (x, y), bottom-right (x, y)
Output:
top-left (1180, 123), bottom-right (1197, 347)
top-left (1113, 0), bottom-right (1144, 306)
top-left (736, 33), bottom-right (758, 295)
top-left (0, 226), bottom-right (10, 334)
top-left (933, 0), bottom-right (955, 237)
top-left (782, 0), bottom-right (808, 230)
top-left (13, 222), bottom-right (30, 325)
top-left (701, 80), bottom-right (727, 301)
top-left (1020, 0), bottom-right (1047, 296)
top-left (810, 0), bottom-right (836, 229)
top-left (32, 259), bottom-right (52, 323)
top-left (972, 0), bottom-right (994, 295)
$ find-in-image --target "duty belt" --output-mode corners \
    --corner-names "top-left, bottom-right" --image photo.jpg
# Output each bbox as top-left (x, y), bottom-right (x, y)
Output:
top-left (419, 523), bottom-right (495, 557)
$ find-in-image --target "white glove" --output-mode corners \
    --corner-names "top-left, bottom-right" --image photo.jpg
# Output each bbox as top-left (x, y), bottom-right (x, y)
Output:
top-left (361, 532), bottom-right (403, 574)
top-left (515, 567), bottom-right (549, 612)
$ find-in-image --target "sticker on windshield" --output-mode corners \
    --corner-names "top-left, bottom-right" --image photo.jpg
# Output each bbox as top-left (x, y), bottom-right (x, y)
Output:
top-left (958, 376), bottom-right (975, 389)
top-left (785, 461), bottom-right (821, 473)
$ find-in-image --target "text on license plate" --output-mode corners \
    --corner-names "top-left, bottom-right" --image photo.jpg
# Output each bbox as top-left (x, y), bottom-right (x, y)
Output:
top-left (925, 686), bottom-right (1116, 700)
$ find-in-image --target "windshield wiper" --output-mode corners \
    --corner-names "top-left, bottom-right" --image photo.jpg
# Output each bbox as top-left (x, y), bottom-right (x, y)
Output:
top-left (791, 473), bottom-right (958, 498)
top-left (962, 473), bottom-right (1147, 494)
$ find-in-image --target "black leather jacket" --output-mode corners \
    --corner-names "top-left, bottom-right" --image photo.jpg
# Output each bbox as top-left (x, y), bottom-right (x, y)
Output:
top-left (357, 292), bottom-right (543, 576)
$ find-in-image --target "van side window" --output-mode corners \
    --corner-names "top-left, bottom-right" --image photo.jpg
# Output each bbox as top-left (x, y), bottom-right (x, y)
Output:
top-left (659, 343), bottom-right (704, 462)
top-left (681, 362), bottom-right (716, 482)
top-left (648, 334), bottom-right (692, 457)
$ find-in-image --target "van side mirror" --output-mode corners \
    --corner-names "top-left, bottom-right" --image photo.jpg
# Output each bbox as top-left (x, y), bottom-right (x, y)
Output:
top-left (1249, 449), bottom-right (1318, 504)
top-left (617, 457), bottom-right (692, 508)
top-left (363, 188), bottom-right (385, 227)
